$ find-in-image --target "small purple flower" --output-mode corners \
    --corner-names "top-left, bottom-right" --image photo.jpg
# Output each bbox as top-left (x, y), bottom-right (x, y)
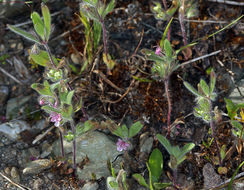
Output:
top-left (155, 46), bottom-right (161, 55)
top-left (39, 99), bottom-right (45, 105)
top-left (116, 139), bottom-right (130, 152)
top-left (50, 112), bottom-right (62, 127)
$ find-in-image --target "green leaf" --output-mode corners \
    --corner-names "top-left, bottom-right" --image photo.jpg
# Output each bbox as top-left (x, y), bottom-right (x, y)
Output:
top-left (160, 17), bottom-right (174, 48)
top-left (112, 125), bottom-right (124, 138)
top-left (7, 25), bottom-right (41, 44)
top-left (76, 120), bottom-right (95, 136)
top-left (103, 53), bottom-right (115, 70)
top-left (156, 134), bottom-right (173, 155)
top-left (228, 161), bottom-right (244, 190)
top-left (149, 148), bottom-right (163, 182)
top-left (200, 79), bottom-right (209, 96)
top-left (121, 124), bottom-right (129, 138)
top-left (164, 39), bottom-right (172, 58)
top-left (210, 69), bottom-right (216, 94)
top-left (220, 144), bottom-right (226, 162)
top-left (103, 0), bottom-right (115, 18)
top-left (31, 80), bottom-right (53, 96)
top-left (128, 121), bottom-right (143, 138)
top-left (132, 76), bottom-right (153, 83)
top-left (66, 90), bottom-right (74, 105)
top-left (41, 3), bottom-right (51, 41)
top-left (31, 12), bottom-right (45, 40)
top-left (177, 143), bottom-right (195, 162)
top-left (61, 103), bottom-right (73, 120)
top-left (141, 49), bottom-right (166, 63)
top-left (64, 131), bottom-right (74, 142)
top-left (153, 182), bottom-right (172, 189)
top-left (225, 98), bottom-right (238, 120)
top-left (93, 21), bottom-right (102, 51)
top-left (231, 120), bottom-right (243, 131)
top-left (41, 105), bottom-right (59, 114)
top-left (30, 50), bottom-right (58, 67)
top-left (132, 174), bottom-right (149, 188)
top-left (109, 181), bottom-right (119, 188)
top-left (74, 97), bottom-right (83, 113)
top-left (183, 81), bottom-right (203, 98)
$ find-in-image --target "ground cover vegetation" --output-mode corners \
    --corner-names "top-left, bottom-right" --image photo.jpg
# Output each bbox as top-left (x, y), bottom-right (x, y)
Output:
top-left (1, 0), bottom-right (244, 189)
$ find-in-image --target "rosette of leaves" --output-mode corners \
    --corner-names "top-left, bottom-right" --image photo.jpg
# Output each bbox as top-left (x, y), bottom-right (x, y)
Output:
top-left (133, 148), bottom-right (171, 190)
top-left (142, 39), bottom-right (179, 80)
top-left (183, 69), bottom-right (217, 122)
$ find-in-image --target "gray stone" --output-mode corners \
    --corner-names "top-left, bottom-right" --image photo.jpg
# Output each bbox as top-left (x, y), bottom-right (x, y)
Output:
top-left (52, 131), bottom-right (121, 180)
top-left (140, 134), bottom-right (153, 154)
top-left (0, 120), bottom-right (31, 140)
top-left (23, 159), bottom-right (53, 175)
top-left (0, 0), bottom-right (28, 18)
top-left (228, 79), bottom-right (244, 104)
top-left (33, 178), bottom-right (44, 190)
top-left (6, 95), bottom-right (32, 119)
top-left (82, 181), bottom-right (99, 190)
top-left (10, 167), bottom-right (20, 183)
top-left (0, 85), bottom-right (9, 105)
top-left (203, 163), bottom-right (222, 189)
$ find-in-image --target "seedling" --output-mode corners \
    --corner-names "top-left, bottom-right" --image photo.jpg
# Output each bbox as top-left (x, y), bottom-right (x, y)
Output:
top-left (133, 148), bottom-right (171, 190)
top-left (143, 34), bottom-right (179, 137)
top-left (156, 134), bottom-right (194, 187)
top-left (109, 121), bottom-right (143, 152)
top-left (107, 160), bottom-right (128, 190)
top-left (183, 69), bottom-right (223, 166)
top-left (80, 0), bottom-right (115, 73)
top-left (7, 3), bottom-right (88, 175)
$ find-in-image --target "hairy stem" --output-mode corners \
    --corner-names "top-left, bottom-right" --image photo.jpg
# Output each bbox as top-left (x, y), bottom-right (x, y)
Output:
top-left (209, 98), bottom-right (222, 166)
top-left (59, 129), bottom-right (65, 158)
top-left (43, 43), bottom-right (57, 69)
top-left (70, 120), bottom-right (77, 174)
top-left (164, 78), bottom-right (172, 138)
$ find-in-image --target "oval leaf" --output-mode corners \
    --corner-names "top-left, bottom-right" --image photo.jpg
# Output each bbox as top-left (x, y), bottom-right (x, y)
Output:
top-left (31, 12), bottom-right (45, 40)
top-left (149, 148), bottom-right (163, 181)
top-left (132, 174), bottom-right (149, 188)
top-left (128, 121), bottom-right (143, 138)
top-left (41, 3), bottom-right (51, 41)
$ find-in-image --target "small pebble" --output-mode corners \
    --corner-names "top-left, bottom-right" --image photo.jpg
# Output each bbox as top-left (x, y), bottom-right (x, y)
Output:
top-left (23, 159), bottom-right (52, 175)
top-left (10, 167), bottom-right (20, 183)
top-left (4, 167), bottom-right (11, 175)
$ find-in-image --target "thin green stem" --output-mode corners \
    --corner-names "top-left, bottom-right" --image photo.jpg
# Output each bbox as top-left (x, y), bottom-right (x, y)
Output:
top-left (43, 42), bottom-right (57, 69)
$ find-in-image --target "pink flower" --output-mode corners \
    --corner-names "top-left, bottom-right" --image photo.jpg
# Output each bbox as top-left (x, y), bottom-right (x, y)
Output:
top-left (50, 112), bottom-right (62, 127)
top-left (39, 99), bottom-right (45, 105)
top-left (155, 46), bottom-right (161, 55)
top-left (116, 139), bottom-right (130, 152)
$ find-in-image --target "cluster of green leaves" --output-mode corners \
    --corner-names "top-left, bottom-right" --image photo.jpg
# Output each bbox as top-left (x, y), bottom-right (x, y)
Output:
top-left (133, 148), bottom-right (171, 190)
top-left (80, 0), bottom-right (116, 71)
top-left (8, 3), bottom-right (51, 45)
top-left (151, 0), bottom-right (198, 21)
top-left (110, 121), bottom-right (143, 140)
top-left (107, 161), bottom-right (128, 190)
top-left (142, 39), bottom-right (179, 81)
top-left (184, 69), bottom-right (217, 122)
top-left (157, 134), bottom-right (195, 170)
top-left (225, 98), bottom-right (244, 140)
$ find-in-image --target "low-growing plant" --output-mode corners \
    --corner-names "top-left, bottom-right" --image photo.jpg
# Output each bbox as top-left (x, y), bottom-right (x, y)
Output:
top-left (133, 148), bottom-right (171, 190)
top-left (107, 120), bottom-right (143, 152)
top-left (7, 3), bottom-right (93, 175)
top-left (142, 20), bottom-right (179, 137)
top-left (80, 0), bottom-right (115, 74)
top-left (183, 69), bottom-right (223, 166)
top-left (107, 160), bottom-right (128, 190)
top-left (156, 134), bottom-right (195, 188)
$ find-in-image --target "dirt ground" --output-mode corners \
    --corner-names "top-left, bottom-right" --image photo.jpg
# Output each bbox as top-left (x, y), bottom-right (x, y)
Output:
top-left (0, 0), bottom-right (244, 189)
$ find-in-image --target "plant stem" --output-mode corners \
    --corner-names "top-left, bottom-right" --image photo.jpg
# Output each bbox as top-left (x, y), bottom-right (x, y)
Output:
top-left (101, 18), bottom-right (108, 60)
top-left (70, 120), bottom-right (77, 174)
top-left (165, 78), bottom-right (172, 138)
top-left (43, 42), bottom-right (57, 69)
top-left (173, 169), bottom-right (178, 189)
top-left (58, 129), bottom-right (65, 158)
top-left (209, 98), bottom-right (222, 166)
